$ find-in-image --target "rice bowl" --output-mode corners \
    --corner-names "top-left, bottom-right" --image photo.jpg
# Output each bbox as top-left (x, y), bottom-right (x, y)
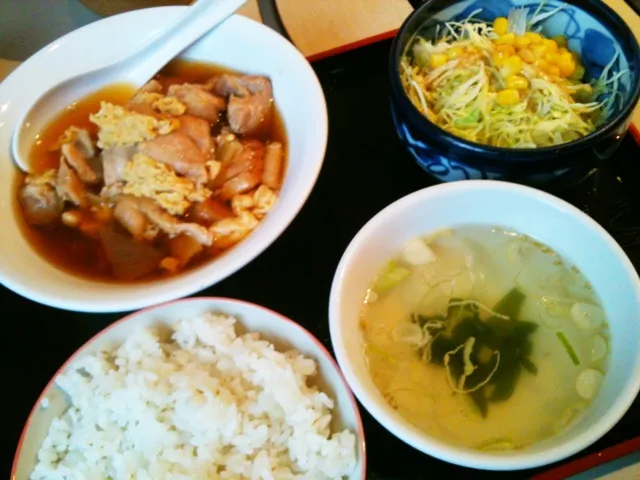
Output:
top-left (12, 298), bottom-right (365, 479)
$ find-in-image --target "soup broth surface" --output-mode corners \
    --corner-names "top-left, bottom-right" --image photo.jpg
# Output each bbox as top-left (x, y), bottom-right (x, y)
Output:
top-left (360, 226), bottom-right (609, 450)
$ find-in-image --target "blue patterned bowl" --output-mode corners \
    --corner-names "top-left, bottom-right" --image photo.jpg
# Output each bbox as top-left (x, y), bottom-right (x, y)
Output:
top-left (389, 0), bottom-right (640, 185)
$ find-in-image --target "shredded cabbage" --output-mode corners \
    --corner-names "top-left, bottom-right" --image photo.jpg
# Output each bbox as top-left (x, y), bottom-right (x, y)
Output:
top-left (444, 337), bottom-right (501, 394)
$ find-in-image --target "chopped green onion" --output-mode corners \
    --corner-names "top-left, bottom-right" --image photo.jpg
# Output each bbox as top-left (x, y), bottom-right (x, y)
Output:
top-left (375, 261), bottom-right (411, 293)
top-left (556, 331), bottom-right (580, 365)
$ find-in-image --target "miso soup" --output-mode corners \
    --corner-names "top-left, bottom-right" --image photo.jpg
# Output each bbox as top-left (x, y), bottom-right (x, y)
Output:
top-left (360, 226), bottom-right (610, 450)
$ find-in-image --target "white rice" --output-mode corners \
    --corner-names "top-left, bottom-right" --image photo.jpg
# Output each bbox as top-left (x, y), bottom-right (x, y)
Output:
top-left (31, 313), bottom-right (357, 479)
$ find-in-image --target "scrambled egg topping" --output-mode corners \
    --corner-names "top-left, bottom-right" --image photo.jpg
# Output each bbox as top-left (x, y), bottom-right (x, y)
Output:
top-left (211, 186), bottom-right (278, 243)
top-left (230, 186), bottom-right (277, 217)
top-left (132, 92), bottom-right (187, 116)
top-left (210, 211), bottom-right (259, 238)
top-left (253, 185), bottom-right (278, 216)
top-left (89, 102), bottom-right (178, 149)
top-left (122, 153), bottom-right (210, 215)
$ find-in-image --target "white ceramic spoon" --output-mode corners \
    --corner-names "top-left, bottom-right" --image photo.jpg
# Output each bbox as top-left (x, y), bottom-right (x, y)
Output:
top-left (11, 0), bottom-right (249, 172)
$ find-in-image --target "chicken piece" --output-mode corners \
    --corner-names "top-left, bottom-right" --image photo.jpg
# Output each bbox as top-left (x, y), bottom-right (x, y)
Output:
top-left (102, 145), bottom-right (136, 186)
top-left (114, 196), bottom-right (159, 242)
top-left (61, 143), bottom-right (98, 184)
top-left (99, 222), bottom-right (164, 281)
top-left (209, 74), bottom-right (246, 96)
top-left (190, 197), bottom-right (234, 226)
top-left (167, 83), bottom-right (226, 123)
top-left (214, 140), bottom-right (264, 186)
top-left (176, 115), bottom-right (213, 155)
top-left (262, 141), bottom-right (283, 189)
top-left (139, 198), bottom-right (213, 246)
top-left (74, 128), bottom-right (96, 158)
top-left (115, 195), bottom-right (213, 246)
top-left (121, 153), bottom-right (210, 216)
top-left (220, 173), bottom-right (262, 201)
top-left (212, 75), bottom-right (273, 135)
top-left (138, 132), bottom-right (207, 184)
top-left (215, 140), bottom-right (265, 200)
top-left (215, 138), bottom-right (243, 168)
top-left (57, 158), bottom-right (88, 208)
top-left (19, 170), bottom-right (63, 225)
top-left (49, 127), bottom-right (95, 158)
top-left (169, 234), bottom-right (204, 266)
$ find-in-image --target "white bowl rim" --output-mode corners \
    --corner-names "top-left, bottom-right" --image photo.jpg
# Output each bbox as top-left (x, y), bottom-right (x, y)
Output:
top-left (0, 8), bottom-right (328, 313)
top-left (329, 179), bottom-right (640, 471)
top-left (11, 296), bottom-right (367, 479)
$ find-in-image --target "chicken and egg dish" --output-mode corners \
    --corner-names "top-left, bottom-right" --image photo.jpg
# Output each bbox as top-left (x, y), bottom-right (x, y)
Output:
top-left (17, 62), bottom-right (286, 281)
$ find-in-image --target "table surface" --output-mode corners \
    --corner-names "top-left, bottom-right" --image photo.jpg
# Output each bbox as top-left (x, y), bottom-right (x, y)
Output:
top-left (4, 36), bottom-right (640, 479)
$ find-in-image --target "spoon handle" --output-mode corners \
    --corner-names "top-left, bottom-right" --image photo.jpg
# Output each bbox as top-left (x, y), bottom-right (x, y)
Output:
top-left (126, 0), bottom-right (250, 85)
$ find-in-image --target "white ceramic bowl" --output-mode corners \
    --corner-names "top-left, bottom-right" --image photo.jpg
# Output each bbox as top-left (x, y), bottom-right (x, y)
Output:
top-left (12, 297), bottom-right (366, 479)
top-left (329, 180), bottom-right (640, 471)
top-left (0, 8), bottom-right (327, 312)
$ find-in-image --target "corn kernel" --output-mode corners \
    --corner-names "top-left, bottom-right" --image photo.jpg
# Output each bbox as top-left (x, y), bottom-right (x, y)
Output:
top-left (493, 45), bottom-right (515, 66)
top-left (559, 51), bottom-right (573, 63)
top-left (446, 46), bottom-right (464, 59)
top-left (506, 74), bottom-right (529, 90)
top-left (525, 32), bottom-right (544, 44)
top-left (493, 17), bottom-right (509, 36)
top-left (553, 35), bottom-right (568, 48)
top-left (515, 35), bottom-right (532, 48)
top-left (532, 44), bottom-right (547, 57)
top-left (544, 52), bottom-right (561, 65)
top-left (496, 33), bottom-right (516, 45)
top-left (558, 47), bottom-right (569, 55)
top-left (518, 48), bottom-right (535, 63)
top-left (533, 57), bottom-right (549, 70)
top-left (546, 65), bottom-right (561, 77)
top-left (558, 55), bottom-right (576, 77)
top-left (543, 39), bottom-right (558, 53)
top-left (496, 44), bottom-right (516, 56)
top-left (570, 64), bottom-right (585, 80)
top-left (430, 53), bottom-right (448, 69)
top-left (501, 55), bottom-right (523, 76)
top-left (496, 88), bottom-right (521, 106)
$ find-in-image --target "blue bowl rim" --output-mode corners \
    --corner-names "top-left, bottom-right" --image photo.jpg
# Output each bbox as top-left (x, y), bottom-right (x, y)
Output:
top-left (389, 0), bottom-right (640, 164)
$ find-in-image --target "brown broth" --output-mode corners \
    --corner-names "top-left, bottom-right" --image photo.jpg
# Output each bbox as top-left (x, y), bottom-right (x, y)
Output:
top-left (18, 60), bottom-right (287, 283)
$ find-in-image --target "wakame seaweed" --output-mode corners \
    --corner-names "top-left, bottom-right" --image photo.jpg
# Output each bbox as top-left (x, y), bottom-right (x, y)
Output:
top-left (412, 288), bottom-right (538, 418)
